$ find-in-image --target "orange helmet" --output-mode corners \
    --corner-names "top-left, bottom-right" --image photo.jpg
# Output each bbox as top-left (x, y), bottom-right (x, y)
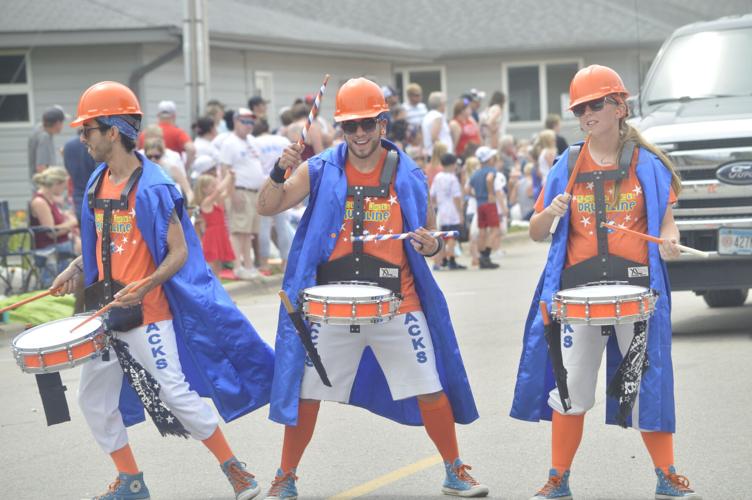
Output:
top-left (568, 65), bottom-right (629, 110)
top-left (334, 77), bottom-right (388, 122)
top-left (70, 81), bottom-right (142, 127)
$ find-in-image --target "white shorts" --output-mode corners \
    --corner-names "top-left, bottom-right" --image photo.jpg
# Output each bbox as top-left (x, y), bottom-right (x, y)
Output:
top-left (78, 320), bottom-right (218, 453)
top-left (300, 310), bottom-right (442, 402)
top-left (548, 322), bottom-right (648, 428)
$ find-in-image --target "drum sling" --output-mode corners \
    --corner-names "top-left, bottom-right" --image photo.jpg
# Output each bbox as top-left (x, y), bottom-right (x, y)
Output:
top-left (84, 166), bottom-right (189, 438)
top-left (554, 141), bottom-right (651, 422)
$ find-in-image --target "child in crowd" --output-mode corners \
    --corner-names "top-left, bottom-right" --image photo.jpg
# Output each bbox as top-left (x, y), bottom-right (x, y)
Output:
top-left (193, 172), bottom-right (236, 276)
top-left (430, 153), bottom-right (466, 270)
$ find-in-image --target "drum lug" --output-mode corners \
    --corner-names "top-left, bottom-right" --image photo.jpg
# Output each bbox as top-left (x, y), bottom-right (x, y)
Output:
top-left (615, 298), bottom-right (622, 321)
top-left (67, 345), bottom-right (75, 368)
top-left (377, 300), bottom-right (383, 319)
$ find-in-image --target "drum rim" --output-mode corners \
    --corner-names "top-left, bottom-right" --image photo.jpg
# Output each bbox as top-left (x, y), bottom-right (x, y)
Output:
top-left (12, 316), bottom-right (104, 352)
top-left (552, 291), bottom-right (655, 305)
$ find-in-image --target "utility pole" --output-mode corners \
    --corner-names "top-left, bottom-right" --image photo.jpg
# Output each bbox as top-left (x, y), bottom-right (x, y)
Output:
top-left (183, 0), bottom-right (210, 127)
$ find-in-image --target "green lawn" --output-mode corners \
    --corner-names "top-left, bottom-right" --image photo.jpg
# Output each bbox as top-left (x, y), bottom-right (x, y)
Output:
top-left (0, 291), bottom-right (74, 326)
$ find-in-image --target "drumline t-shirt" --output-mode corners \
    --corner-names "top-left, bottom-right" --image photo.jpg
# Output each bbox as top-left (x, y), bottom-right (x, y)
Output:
top-left (94, 168), bottom-right (172, 325)
top-left (535, 143), bottom-right (676, 268)
top-left (328, 149), bottom-right (421, 314)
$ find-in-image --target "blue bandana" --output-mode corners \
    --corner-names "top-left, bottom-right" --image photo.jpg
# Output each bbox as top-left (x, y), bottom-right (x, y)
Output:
top-left (98, 115), bottom-right (140, 140)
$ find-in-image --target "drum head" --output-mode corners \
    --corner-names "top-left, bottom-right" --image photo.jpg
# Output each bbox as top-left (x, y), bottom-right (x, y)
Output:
top-left (304, 283), bottom-right (392, 299)
top-left (13, 316), bottom-right (103, 349)
top-left (557, 284), bottom-right (649, 299)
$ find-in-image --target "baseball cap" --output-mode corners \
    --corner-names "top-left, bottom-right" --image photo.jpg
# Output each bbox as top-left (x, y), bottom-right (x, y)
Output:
top-left (248, 95), bottom-right (268, 108)
top-left (190, 155), bottom-right (217, 179)
top-left (475, 146), bottom-right (498, 164)
top-left (42, 105), bottom-right (67, 124)
top-left (157, 100), bottom-right (177, 115)
top-left (463, 89), bottom-right (486, 102)
top-left (233, 107), bottom-right (256, 120)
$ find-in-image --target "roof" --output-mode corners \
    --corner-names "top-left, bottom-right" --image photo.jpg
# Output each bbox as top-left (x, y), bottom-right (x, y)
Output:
top-left (2, 0), bottom-right (751, 58)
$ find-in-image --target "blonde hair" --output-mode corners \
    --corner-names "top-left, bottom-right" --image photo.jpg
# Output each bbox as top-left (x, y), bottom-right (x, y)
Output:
top-left (32, 166), bottom-right (68, 188)
top-left (429, 142), bottom-right (449, 169)
top-left (537, 129), bottom-right (556, 150)
top-left (143, 124), bottom-right (164, 140)
top-left (464, 156), bottom-right (481, 177)
top-left (144, 137), bottom-right (165, 154)
top-left (618, 117), bottom-right (681, 195)
top-left (193, 174), bottom-right (217, 208)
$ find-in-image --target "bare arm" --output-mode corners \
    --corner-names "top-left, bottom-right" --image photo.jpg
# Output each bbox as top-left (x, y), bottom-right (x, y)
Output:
top-left (529, 193), bottom-right (571, 241)
top-left (257, 143), bottom-right (311, 216)
top-left (50, 255), bottom-right (84, 295)
top-left (30, 197), bottom-right (76, 236)
top-left (659, 205), bottom-right (681, 260)
top-left (430, 116), bottom-right (442, 143)
top-left (486, 173), bottom-right (496, 204)
top-left (183, 141), bottom-right (196, 171)
top-left (115, 209), bottom-right (188, 307)
top-left (449, 120), bottom-right (461, 147)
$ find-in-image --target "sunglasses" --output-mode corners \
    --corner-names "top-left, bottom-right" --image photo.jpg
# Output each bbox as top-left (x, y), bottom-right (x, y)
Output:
top-left (82, 126), bottom-right (106, 138)
top-left (147, 153), bottom-right (162, 161)
top-left (341, 118), bottom-right (378, 135)
top-left (572, 96), bottom-right (616, 117)
top-left (238, 118), bottom-right (255, 126)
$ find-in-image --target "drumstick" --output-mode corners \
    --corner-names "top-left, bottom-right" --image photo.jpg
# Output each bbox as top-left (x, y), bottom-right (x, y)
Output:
top-left (600, 222), bottom-right (710, 258)
top-left (285, 74), bottom-right (330, 179)
top-left (70, 278), bottom-right (151, 332)
top-left (0, 286), bottom-right (62, 314)
top-left (549, 157), bottom-right (583, 235)
top-left (351, 230), bottom-right (459, 242)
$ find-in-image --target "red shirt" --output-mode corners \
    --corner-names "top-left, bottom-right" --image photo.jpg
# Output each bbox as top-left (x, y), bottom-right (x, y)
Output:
top-left (329, 150), bottom-right (421, 313)
top-left (30, 193), bottom-right (69, 248)
top-left (137, 122), bottom-right (191, 153)
top-left (454, 117), bottom-right (481, 157)
top-left (535, 142), bottom-right (676, 267)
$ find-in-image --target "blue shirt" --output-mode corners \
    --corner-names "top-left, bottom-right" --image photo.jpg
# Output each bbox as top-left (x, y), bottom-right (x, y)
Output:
top-left (470, 165), bottom-right (496, 203)
top-left (63, 135), bottom-right (97, 221)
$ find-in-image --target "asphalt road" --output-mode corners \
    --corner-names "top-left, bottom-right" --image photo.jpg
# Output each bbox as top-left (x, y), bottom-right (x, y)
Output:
top-left (1, 237), bottom-right (750, 499)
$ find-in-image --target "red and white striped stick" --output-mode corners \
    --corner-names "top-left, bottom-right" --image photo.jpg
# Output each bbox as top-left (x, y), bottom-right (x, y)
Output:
top-left (298, 74), bottom-right (330, 147)
top-left (351, 230), bottom-right (459, 242)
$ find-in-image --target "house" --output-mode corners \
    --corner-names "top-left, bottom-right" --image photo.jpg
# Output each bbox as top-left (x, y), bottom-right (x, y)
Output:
top-left (1, 0), bottom-right (749, 209)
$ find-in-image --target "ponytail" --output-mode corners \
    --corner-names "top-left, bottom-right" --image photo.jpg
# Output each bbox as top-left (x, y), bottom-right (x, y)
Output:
top-left (618, 114), bottom-right (682, 195)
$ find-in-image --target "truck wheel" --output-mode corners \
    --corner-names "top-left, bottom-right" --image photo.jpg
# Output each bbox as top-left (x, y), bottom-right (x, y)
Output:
top-left (703, 289), bottom-right (749, 308)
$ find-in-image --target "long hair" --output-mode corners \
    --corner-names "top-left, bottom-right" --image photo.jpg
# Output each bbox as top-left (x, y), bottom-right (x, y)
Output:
top-left (193, 174), bottom-right (216, 209)
top-left (429, 142), bottom-right (449, 169)
top-left (615, 96), bottom-right (681, 195)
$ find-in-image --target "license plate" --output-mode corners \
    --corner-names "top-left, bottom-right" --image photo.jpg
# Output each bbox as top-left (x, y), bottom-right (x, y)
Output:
top-left (718, 228), bottom-right (752, 255)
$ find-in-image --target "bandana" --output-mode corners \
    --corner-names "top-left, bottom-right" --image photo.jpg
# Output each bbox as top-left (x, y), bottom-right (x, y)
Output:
top-left (98, 115), bottom-right (140, 140)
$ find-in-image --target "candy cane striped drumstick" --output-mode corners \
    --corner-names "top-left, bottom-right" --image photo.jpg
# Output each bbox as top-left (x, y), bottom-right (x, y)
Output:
top-left (298, 74), bottom-right (330, 147)
top-left (351, 230), bottom-right (459, 242)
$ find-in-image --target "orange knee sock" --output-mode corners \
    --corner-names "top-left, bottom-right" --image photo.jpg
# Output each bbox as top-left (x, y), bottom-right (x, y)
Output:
top-left (110, 444), bottom-right (139, 475)
top-left (280, 400), bottom-right (320, 472)
top-left (552, 411), bottom-right (585, 475)
top-left (202, 426), bottom-right (235, 464)
top-left (641, 431), bottom-right (674, 475)
top-left (418, 393), bottom-right (460, 463)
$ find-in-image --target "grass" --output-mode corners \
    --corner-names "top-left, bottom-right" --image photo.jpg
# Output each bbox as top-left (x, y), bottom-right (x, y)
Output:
top-left (0, 291), bottom-right (74, 326)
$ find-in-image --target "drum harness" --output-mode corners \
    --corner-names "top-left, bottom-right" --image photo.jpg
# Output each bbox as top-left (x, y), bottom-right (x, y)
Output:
top-left (83, 165), bottom-right (189, 438)
top-left (316, 150), bottom-right (402, 332)
top-left (552, 141), bottom-right (651, 426)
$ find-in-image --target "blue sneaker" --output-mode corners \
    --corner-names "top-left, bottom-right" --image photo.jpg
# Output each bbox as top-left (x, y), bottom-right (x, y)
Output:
top-left (442, 458), bottom-right (489, 497)
top-left (655, 466), bottom-right (701, 499)
top-left (221, 457), bottom-right (261, 500)
top-left (266, 468), bottom-right (298, 499)
top-left (529, 469), bottom-right (572, 500)
top-left (91, 472), bottom-right (150, 499)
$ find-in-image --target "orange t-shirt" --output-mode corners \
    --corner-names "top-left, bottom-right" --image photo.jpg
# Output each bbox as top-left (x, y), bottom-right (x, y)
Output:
top-left (535, 143), bottom-right (676, 267)
top-left (95, 169), bottom-right (172, 325)
top-left (328, 151), bottom-right (421, 314)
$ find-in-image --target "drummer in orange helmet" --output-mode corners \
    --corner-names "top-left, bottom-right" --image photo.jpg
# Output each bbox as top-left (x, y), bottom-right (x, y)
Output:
top-left (510, 65), bottom-right (700, 499)
top-left (256, 77), bottom-right (488, 499)
top-left (51, 81), bottom-right (274, 500)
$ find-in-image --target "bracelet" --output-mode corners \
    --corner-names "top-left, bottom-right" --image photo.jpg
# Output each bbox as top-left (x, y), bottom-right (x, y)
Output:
top-left (424, 237), bottom-right (444, 257)
top-left (270, 160), bottom-right (287, 184)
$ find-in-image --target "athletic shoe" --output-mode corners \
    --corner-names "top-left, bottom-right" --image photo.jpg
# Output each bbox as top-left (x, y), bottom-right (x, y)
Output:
top-left (529, 469), bottom-right (572, 500)
top-left (478, 256), bottom-right (499, 269)
top-left (90, 472), bottom-right (150, 499)
top-left (442, 459), bottom-right (489, 497)
top-left (221, 457), bottom-right (261, 500)
top-left (266, 468), bottom-right (298, 499)
top-left (235, 267), bottom-right (260, 280)
top-left (655, 466), bottom-right (701, 499)
top-left (447, 258), bottom-right (467, 270)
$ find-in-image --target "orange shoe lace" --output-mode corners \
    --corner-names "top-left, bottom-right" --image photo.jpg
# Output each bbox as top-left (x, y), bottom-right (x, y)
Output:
top-left (226, 461), bottom-right (255, 493)
top-left (452, 463), bottom-right (480, 487)
top-left (537, 474), bottom-right (563, 495)
top-left (667, 472), bottom-right (693, 492)
top-left (268, 471), bottom-right (299, 496)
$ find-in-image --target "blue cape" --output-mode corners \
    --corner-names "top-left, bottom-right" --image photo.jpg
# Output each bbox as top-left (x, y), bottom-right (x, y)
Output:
top-left (510, 144), bottom-right (676, 432)
top-left (80, 153), bottom-right (275, 426)
top-left (270, 139), bottom-right (479, 426)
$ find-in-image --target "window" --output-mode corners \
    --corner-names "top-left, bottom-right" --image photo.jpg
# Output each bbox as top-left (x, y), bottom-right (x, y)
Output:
top-left (0, 52), bottom-right (31, 124)
top-left (394, 66), bottom-right (446, 103)
top-left (504, 61), bottom-right (580, 124)
top-left (253, 70), bottom-right (274, 113)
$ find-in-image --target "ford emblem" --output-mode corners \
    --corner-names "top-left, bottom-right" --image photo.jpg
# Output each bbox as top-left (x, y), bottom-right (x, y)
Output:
top-left (716, 161), bottom-right (752, 185)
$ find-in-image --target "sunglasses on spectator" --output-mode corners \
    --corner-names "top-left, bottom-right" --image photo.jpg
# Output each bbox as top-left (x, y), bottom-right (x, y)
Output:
top-left (572, 96), bottom-right (617, 117)
top-left (341, 118), bottom-right (378, 134)
top-left (238, 118), bottom-right (255, 126)
top-left (147, 153), bottom-right (162, 161)
top-left (82, 126), bottom-right (106, 138)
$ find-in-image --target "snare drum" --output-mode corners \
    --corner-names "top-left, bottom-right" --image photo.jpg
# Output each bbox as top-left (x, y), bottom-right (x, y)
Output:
top-left (301, 283), bottom-right (402, 325)
top-left (11, 316), bottom-right (108, 374)
top-left (552, 282), bottom-right (657, 326)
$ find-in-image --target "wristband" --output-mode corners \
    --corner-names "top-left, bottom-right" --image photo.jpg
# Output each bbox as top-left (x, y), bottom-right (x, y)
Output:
top-left (270, 160), bottom-right (287, 184)
top-left (424, 236), bottom-right (444, 257)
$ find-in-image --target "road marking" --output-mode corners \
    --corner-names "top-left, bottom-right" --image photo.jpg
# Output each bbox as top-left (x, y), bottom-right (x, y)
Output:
top-left (327, 454), bottom-right (442, 499)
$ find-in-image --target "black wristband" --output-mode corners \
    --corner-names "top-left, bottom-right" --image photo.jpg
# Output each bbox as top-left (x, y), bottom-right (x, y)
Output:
top-left (270, 160), bottom-right (287, 184)
top-left (424, 237), bottom-right (444, 257)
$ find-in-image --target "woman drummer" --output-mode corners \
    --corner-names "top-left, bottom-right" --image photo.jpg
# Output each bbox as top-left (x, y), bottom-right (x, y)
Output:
top-left (510, 65), bottom-right (700, 499)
